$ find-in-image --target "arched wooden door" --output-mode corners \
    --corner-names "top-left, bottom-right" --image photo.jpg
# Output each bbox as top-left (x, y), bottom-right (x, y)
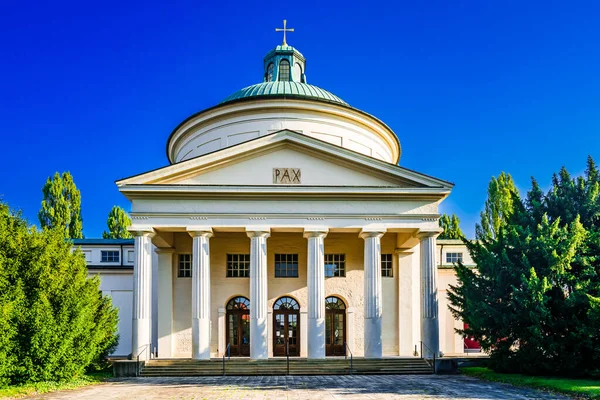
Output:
top-left (226, 296), bottom-right (250, 356)
top-left (273, 296), bottom-right (300, 356)
top-left (325, 296), bottom-right (346, 356)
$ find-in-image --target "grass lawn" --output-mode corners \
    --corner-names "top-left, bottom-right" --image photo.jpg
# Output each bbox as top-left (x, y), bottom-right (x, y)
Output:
top-left (461, 367), bottom-right (600, 399)
top-left (0, 372), bottom-right (111, 399)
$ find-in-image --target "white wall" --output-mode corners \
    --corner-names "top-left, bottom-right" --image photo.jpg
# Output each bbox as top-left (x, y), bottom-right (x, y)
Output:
top-left (91, 271), bottom-right (134, 356)
top-left (169, 100), bottom-right (399, 164)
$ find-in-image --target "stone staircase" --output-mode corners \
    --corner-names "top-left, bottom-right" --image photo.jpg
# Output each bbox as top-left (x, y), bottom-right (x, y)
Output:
top-left (140, 357), bottom-right (433, 376)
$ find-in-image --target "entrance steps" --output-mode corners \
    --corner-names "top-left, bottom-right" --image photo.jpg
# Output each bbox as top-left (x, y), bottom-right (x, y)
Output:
top-left (140, 357), bottom-right (433, 376)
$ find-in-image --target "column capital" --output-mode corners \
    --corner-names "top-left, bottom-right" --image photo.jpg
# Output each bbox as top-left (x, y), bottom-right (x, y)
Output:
top-left (129, 228), bottom-right (155, 238)
top-left (187, 227), bottom-right (213, 238)
top-left (303, 227), bottom-right (328, 239)
top-left (416, 229), bottom-right (443, 240)
top-left (359, 228), bottom-right (386, 239)
top-left (246, 227), bottom-right (271, 239)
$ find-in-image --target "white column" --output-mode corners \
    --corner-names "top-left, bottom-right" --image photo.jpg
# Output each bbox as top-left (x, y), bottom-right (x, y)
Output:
top-left (360, 229), bottom-right (386, 358)
top-left (419, 232), bottom-right (440, 358)
top-left (156, 248), bottom-right (174, 358)
top-left (132, 230), bottom-right (154, 361)
top-left (304, 228), bottom-right (328, 359)
top-left (189, 229), bottom-right (213, 360)
top-left (246, 228), bottom-right (270, 359)
top-left (396, 248), bottom-right (415, 356)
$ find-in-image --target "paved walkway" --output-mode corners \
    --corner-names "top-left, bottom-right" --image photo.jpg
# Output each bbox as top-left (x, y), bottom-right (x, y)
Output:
top-left (31, 375), bottom-right (569, 399)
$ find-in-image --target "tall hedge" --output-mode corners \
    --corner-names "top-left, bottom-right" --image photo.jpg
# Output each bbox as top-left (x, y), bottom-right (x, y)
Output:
top-left (0, 202), bottom-right (118, 385)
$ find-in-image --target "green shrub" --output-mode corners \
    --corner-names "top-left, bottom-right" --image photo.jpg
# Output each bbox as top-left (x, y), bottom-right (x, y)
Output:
top-left (0, 202), bottom-right (118, 384)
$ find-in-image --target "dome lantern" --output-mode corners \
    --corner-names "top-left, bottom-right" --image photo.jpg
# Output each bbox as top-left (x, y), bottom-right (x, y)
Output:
top-left (264, 20), bottom-right (306, 83)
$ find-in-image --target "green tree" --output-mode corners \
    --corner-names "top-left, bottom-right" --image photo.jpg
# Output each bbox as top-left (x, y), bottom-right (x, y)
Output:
top-left (478, 171), bottom-right (518, 239)
top-left (438, 213), bottom-right (464, 239)
top-left (38, 172), bottom-right (83, 239)
top-left (102, 206), bottom-right (132, 239)
top-left (449, 161), bottom-right (600, 376)
top-left (0, 201), bottom-right (118, 384)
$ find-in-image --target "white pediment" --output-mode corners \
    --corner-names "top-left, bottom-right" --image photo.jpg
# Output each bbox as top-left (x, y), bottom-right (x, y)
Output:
top-left (117, 130), bottom-right (452, 190)
top-left (173, 147), bottom-right (401, 186)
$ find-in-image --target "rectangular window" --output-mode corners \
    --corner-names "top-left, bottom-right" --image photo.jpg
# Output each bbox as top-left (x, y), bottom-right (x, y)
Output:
top-left (446, 252), bottom-right (463, 263)
top-left (127, 250), bottom-right (135, 263)
top-left (101, 250), bottom-right (119, 263)
top-left (325, 254), bottom-right (345, 277)
top-left (381, 254), bottom-right (393, 277)
top-left (178, 254), bottom-right (192, 278)
top-left (227, 254), bottom-right (250, 277)
top-left (275, 254), bottom-right (299, 277)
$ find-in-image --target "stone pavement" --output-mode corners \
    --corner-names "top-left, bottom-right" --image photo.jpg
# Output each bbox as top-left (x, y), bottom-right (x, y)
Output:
top-left (31, 375), bottom-right (570, 399)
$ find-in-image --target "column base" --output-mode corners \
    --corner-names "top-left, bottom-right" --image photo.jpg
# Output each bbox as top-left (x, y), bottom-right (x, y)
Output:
top-left (307, 318), bottom-right (325, 359)
top-left (192, 318), bottom-right (211, 360)
top-left (132, 317), bottom-right (151, 360)
top-left (421, 317), bottom-right (440, 358)
top-left (250, 318), bottom-right (268, 359)
top-left (364, 318), bottom-right (382, 358)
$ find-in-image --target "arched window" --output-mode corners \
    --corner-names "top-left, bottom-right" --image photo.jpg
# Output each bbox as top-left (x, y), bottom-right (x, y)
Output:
top-left (266, 63), bottom-right (274, 82)
top-left (325, 296), bottom-right (346, 310)
top-left (274, 296), bottom-right (300, 310)
top-left (278, 59), bottom-right (290, 81)
top-left (293, 62), bottom-right (302, 81)
top-left (226, 296), bottom-right (250, 310)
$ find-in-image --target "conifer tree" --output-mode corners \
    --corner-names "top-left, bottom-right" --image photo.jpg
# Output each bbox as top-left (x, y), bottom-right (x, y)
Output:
top-left (102, 206), bottom-right (132, 239)
top-left (438, 213), bottom-right (464, 239)
top-left (38, 171), bottom-right (83, 239)
top-left (449, 161), bottom-right (600, 376)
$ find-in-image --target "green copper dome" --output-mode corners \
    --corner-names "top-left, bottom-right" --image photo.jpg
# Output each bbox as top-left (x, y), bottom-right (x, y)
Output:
top-left (221, 81), bottom-right (347, 105)
top-left (220, 42), bottom-right (348, 106)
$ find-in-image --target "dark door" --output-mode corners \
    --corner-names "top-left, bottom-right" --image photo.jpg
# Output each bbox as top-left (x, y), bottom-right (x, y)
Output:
top-left (225, 297), bottom-right (250, 357)
top-left (325, 296), bottom-right (346, 356)
top-left (273, 297), bottom-right (300, 356)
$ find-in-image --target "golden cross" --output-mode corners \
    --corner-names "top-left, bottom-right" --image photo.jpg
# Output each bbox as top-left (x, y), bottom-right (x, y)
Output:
top-left (275, 19), bottom-right (294, 46)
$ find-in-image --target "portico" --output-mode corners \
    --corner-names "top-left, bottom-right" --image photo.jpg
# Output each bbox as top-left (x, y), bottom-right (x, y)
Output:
top-left (128, 225), bottom-right (443, 361)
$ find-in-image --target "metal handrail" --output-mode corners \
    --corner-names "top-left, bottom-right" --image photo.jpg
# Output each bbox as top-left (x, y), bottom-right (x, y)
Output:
top-left (344, 342), bottom-right (353, 375)
top-left (419, 341), bottom-right (437, 374)
top-left (135, 343), bottom-right (151, 362)
top-left (286, 338), bottom-right (290, 375)
top-left (222, 343), bottom-right (231, 376)
top-left (134, 343), bottom-right (151, 377)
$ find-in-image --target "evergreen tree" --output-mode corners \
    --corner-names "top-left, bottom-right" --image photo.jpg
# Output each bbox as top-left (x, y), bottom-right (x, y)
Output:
top-left (449, 161), bottom-right (600, 376)
top-left (102, 206), bottom-right (132, 239)
top-left (38, 172), bottom-right (83, 239)
top-left (439, 213), bottom-right (464, 239)
top-left (0, 201), bottom-right (118, 384)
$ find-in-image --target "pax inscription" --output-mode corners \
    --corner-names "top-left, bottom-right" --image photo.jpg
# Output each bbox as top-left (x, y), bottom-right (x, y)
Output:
top-left (273, 168), bottom-right (301, 184)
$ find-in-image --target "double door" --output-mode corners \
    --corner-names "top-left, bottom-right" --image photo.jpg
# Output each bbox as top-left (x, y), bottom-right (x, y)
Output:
top-left (273, 311), bottom-right (299, 356)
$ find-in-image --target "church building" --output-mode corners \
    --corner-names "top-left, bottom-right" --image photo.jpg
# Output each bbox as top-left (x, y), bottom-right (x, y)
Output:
top-left (79, 27), bottom-right (476, 362)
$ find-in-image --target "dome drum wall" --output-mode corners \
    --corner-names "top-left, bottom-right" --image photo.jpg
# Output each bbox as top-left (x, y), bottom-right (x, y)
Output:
top-left (168, 99), bottom-right (400, 164)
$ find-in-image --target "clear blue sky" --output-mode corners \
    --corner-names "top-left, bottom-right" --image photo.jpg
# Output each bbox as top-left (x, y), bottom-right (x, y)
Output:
top-left (1, 0), bottom-right (599, 238)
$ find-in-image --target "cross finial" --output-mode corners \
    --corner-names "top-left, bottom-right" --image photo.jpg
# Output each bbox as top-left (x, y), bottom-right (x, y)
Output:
top-left (275, 19), bottom-right (294, 46)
